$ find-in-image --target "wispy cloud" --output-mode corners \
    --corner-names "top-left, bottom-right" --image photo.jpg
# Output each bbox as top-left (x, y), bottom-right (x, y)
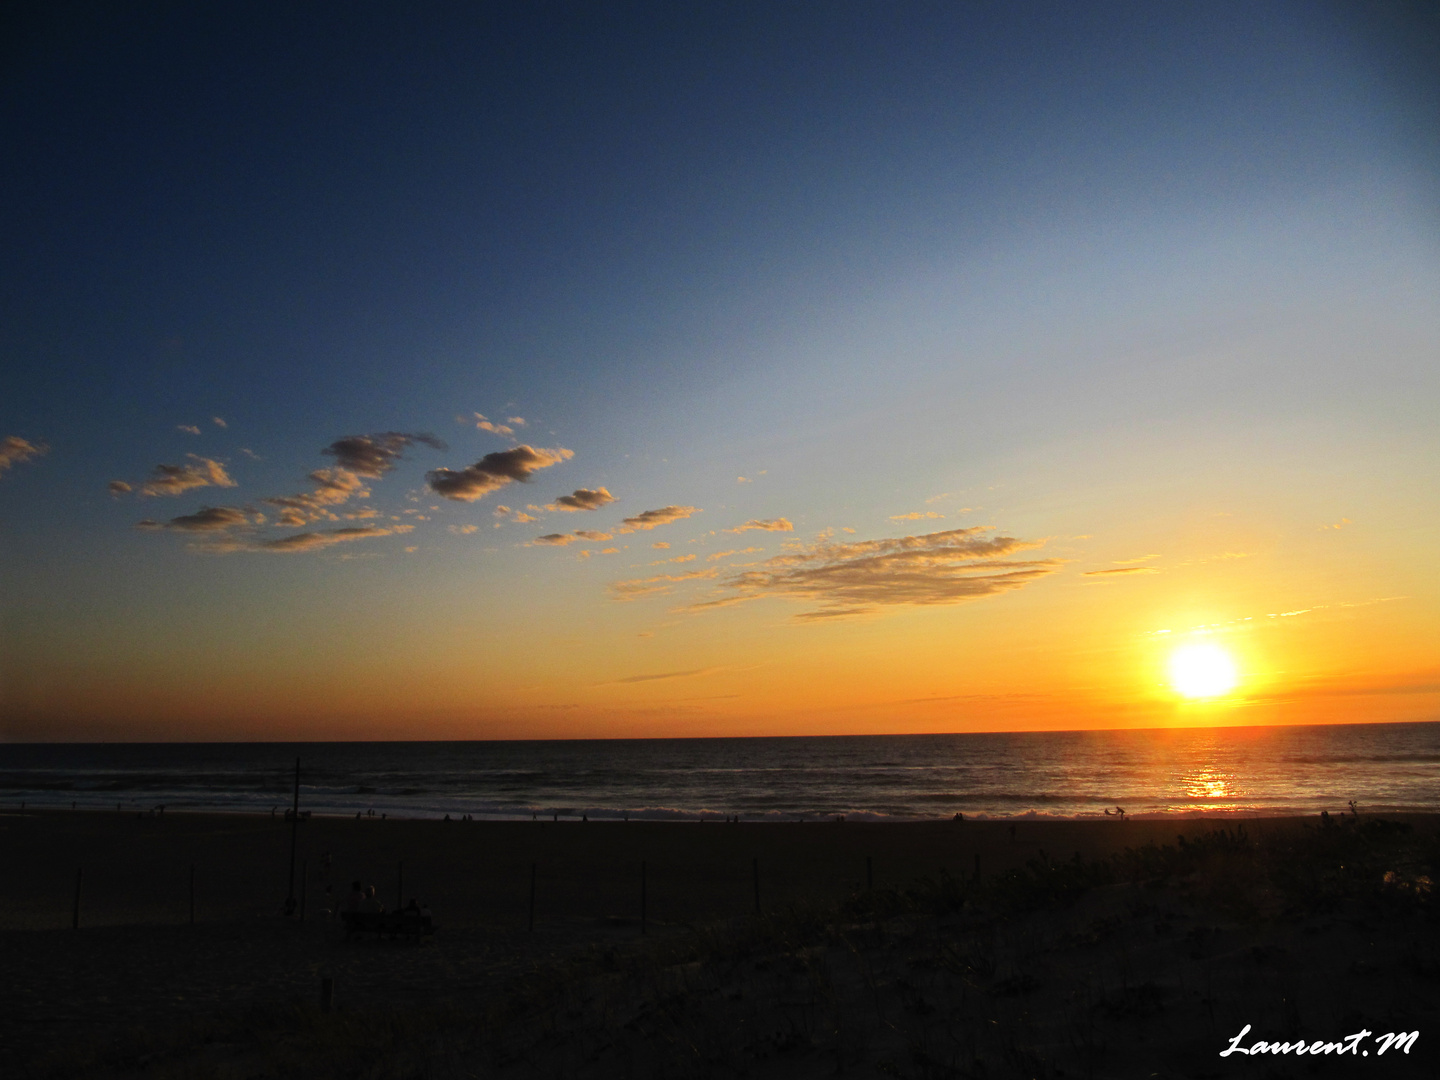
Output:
top-left (140, 456), bottom-right (236, 497)
top-left (597, 667), bottom-right (723, 685)
top-left (136, 505), bottom-right (257, 532)
top-left (651, 553), bottom-right (697, 565)
top-left (609, 568), bottom-right (718, 600)
top-left (473, 413), bottom-right (515, 436)
top-left (535, 528), bottom-right (614, 546)
top-left (686, 526), bottom-right (1059, 619)
top-left (618, 505), bottom-right (700, 532)
top-left (1083, 566), bottom-right (1158, 577)
top-left (108, 480), bottom-right (132, 496)
top-left (212, 417), bottom-right (227, 428)
top-left (264, 468), bottom-right (369, 525)
top-left (177, 424), bottom-right (201, 435)
top-left (324, 432), bottom-right (446, 478)
top-left (427, 445), bottom-right (573, 502)
top-left (890, 511), bottom-right (944, 522)
top-left (725, 517), bottom-right (792, 534)
top-left (706, 547), bottom-right (763, 561)
top-left (493, 505), bottom-right (539, 524)
top-left (548, 487), bottom-right (615, 512)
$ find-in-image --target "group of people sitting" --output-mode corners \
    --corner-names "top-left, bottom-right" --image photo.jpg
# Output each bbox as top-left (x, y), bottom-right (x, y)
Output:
top-left (340, 881), bottom-right (431, 922)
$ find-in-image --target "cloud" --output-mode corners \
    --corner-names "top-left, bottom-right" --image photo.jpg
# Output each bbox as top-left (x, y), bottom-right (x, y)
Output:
top-left (474, 413), bottom-right (514, 436)
top-left (507, 417), bottom-right (526, 427)
top-left (652, 542), bottom-right (670, 550)
top-left (598, 667), bottom-right (722, 685)
top-left (253, 526), bottom-right (397, 553)
top-left (548, 487), bottom-right (615, 512)
top-left (136, 505), bottom-right (254, 532)
top-left (493, 505), bottom-right (539, 524)
top-left (177, 424), bottom-right (201, 435)
top-left (427, 445), bottom-right (573, 502)
top-left (725, 517), bottom-right (793, 533)
top-left (651, 554), bottom-right (697, 565)
top-left (890, 511), bottom-right (943, 522)
top-left (263, 467), bottom-right (370, 524)
top-left (609, 568), bottom-right (718, 600)
top-left (707, 547), bottom-right (763, 561)
top-left (0, 437), bottom-right (46, 477)
top-left (737, 476), bottom-right (752, 483)
top-left (449, 524), bottom-right (480, 535)
top-left (1083, 567), bottom-right (1159, 577)
top-left (240, 448), bottom-right (260, 459)
top-left (194, 525), bottom-right (401, 554)
top-left (140, 456), bottom-right (236, 496)
top-left (688, 526), bottom-right (1059, 618)
top-left (534, 528), bottom-right (613, 546)
top-left (323, 432), bottom-right (447, 478)
top-left (1321, 518), bottom-right (1353, 530)
top-left (212, 417), bottom-right (227, 428)
top-left (618, 505), bottom-right (700, 532)
top-left (108, 480), bottom-right (133, 496)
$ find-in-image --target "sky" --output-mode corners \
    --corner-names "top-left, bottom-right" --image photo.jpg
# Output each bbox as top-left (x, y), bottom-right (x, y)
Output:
top-left (1, 1), bottom-right (1437, 741)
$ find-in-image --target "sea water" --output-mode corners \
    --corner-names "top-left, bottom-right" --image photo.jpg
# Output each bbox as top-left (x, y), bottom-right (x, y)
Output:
top-left (1, 722), bottom-right (1437, 820)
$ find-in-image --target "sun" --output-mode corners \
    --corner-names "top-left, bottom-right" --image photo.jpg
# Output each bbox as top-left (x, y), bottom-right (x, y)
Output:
top-left (1168, 642), bottom-right (1239, 699)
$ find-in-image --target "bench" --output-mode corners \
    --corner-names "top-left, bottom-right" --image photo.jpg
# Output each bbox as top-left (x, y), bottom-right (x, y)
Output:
top-left (340, 910), bottom-right (436, 941)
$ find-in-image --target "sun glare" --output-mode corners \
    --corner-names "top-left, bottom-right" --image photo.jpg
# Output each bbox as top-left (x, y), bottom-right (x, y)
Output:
top-left (1168, 643), bottom-right (1239, 699)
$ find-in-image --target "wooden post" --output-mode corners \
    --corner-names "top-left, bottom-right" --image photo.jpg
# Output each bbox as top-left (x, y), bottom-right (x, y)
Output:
top-left (320, 976), bottom-right (334, 1014)
top-left (72, 868), bottom-right (83, 929)
top-left (527, 863), bottom-right (536, 932)
top-left (396, 860), bottom-right (403, 911)
top-left (866, 855), bottom-right (873, 892)
top-left (752, 857), bottom-right (760, 915)
top-left (189, 863), bottom-right (195, 925)
top-left (300, 858), bottom-right (308, 922)
top-left (641, 860), bottom-right (647, 936)
top-left (285, 757), bottom-right (300, 916)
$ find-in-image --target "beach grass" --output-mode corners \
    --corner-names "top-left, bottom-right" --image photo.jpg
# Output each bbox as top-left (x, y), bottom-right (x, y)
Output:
top-left (3, 809), bottom-right (1436, 1077)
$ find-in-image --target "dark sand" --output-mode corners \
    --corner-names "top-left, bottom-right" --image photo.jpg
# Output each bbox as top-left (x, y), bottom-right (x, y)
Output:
top-left (2, 809), bottom-right (1436, 1077)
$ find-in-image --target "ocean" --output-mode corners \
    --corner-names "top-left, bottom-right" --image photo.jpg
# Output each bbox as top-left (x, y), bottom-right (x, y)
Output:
top-left (2, 722), bottom-right (1437, 821)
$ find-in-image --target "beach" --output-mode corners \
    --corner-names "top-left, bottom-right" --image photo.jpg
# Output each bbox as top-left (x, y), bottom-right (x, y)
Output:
top-left (3, 808), bottom-right (1437, 1077)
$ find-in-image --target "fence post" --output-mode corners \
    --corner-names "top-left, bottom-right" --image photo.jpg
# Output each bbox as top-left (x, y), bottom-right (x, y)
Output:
top-left (528, 863), bottom-right (536, 932)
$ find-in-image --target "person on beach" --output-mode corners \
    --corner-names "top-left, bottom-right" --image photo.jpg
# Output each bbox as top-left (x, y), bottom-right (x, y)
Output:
top-left (363, 885), bottom-right (384, 913)
top-left (344, 880), bottom-right (365, 913)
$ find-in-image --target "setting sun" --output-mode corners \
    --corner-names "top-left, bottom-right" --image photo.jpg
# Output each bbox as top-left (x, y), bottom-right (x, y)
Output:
top-left (1168, 643), bottom-right (1239, 699)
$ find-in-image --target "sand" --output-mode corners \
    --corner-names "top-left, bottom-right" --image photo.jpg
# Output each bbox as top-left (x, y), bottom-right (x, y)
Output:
top-left (2, 809), bottom-right (1436, 1077)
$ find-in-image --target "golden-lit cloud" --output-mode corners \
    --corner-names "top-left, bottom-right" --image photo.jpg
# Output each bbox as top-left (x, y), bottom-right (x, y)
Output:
top-left (323, 432), bottom-right (446, 478)
top-left (547, 487), bottom-right (616, 512)
top-left (609, 568), bottom-right (718, 600)
top-left (652, 541), bottom-right (670, 550)
top-left (618, 505), bottom-right (700, 532)
top-left (264, 467), bottom-right (370, 525)
top-left (0, 436), bottom-right (47, 476)
top-left (1083, 567), bottom-right (1158, 577)
top-left (449, 524), bottom-right (480, 535)
top-left (135, 505), bottom-right (255, 532)
top-left (427, 445), bottom-right (573, 502)
top-left (493, 505), bottom-right (539, 524)
top-left (890, 511), bottom-right (943, 522)
top-left (191, 525), bottom-right (404, 554)
top-left (707, 547), bottom-right (763, 561)
top-left (473, 413), bottom-right (515, 436)
top-left (535, 528), bottom-right (614, 546)
top-left (139, 456), bottom-right (236, 497)
top-left (725, 517), bottom-right (792, 533)
top-left (598, 667), bottom-right (724, 685)
top-left (651, 553), bottom-right (697, 565)
top-left (108, 480), bottom-right (132, 496)
top-left (690, 526), bottom-right (1059, 618)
